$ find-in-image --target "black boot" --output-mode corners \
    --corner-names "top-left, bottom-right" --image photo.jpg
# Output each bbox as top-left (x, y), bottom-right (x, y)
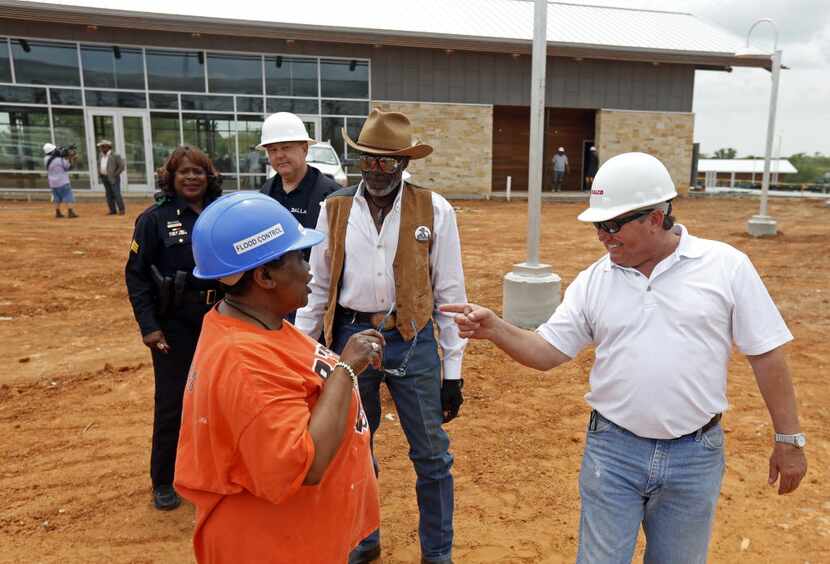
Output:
top-left (55, 209), bottom-right (64, 218)
top-left (68, 208), bottom-right (79, 218)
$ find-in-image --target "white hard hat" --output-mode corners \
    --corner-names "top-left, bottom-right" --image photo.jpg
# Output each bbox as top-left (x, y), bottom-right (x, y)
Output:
top-left (557, 147), bottom-right (565, 152)
top-left (577, 152), bottom-right (677, 223)
top-left (43, 143), bottom-right (56, 155)
top-left (258, 112), bottom-right (314, 148)
top-left (590, 146), bottom-right (597, 151)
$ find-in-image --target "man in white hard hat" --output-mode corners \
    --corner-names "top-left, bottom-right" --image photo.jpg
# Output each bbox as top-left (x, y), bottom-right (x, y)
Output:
top-left (551, 146), bottom-right (569, 192)
top-left (259, 112), bottom-right (339, 232)
top-left (441, 152), bottom-right (807, 563)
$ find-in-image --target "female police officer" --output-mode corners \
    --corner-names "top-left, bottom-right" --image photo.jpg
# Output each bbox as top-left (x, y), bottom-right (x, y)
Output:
top-left (174, 192), bottom-right (382, 563)
top-left (125, 145), bottom-right (222, 510)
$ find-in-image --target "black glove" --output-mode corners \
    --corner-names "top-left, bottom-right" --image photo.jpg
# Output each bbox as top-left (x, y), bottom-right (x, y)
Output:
top-left (441, 379), bottom-right (464, 423)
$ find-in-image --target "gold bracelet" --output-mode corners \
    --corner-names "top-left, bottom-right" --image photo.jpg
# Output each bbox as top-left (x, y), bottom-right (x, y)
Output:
top-left (334, 361), bottom-right (357, 387)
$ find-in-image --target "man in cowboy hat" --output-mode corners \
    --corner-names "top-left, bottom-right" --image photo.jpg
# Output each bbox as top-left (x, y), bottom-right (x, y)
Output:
top-left (97, 139), bottom-right (126, 215)
top-left (295, 108), bottom-right (468, 564)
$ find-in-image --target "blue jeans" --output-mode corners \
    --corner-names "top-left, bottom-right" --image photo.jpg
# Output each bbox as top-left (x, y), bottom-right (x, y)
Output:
top-left (333, 318), bottom-right (454, 561)
top-left (577, 411), bottom-right (725, 564)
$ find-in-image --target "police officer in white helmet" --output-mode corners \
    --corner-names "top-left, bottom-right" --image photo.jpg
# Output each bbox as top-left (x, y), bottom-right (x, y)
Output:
top-left (442, 151), bottom-right (807, 563)
top-left (259, 112), bottom-right (339, 233)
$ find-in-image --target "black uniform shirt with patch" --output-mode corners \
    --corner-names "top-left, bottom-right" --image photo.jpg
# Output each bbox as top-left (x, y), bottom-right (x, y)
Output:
top-left (125, 195), bottom-right (219, 336)
top-left (266, 165), bottom-right (322, 225)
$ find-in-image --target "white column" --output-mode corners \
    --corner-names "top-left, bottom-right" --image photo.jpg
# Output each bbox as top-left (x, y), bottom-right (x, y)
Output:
top-left (502, 0), bottom-right (561, 329)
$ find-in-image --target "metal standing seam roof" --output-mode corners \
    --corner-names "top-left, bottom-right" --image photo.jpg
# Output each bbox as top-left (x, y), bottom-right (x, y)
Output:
top-left (697, 159), bottom-right (798, 174)
top-left (5, 0), bottom-right (747, 59)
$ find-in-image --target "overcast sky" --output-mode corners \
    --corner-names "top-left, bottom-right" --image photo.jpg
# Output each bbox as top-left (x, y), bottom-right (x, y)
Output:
top-left (572, 0), bottom-right (830, 157)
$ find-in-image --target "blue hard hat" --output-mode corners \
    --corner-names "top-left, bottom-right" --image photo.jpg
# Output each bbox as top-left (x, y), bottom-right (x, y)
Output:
top-left (192, 191), bottom-right (324, 280)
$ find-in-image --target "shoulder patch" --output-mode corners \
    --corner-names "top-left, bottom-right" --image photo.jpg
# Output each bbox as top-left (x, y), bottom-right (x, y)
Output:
top-left (130, 240), bottom-right (139, 254)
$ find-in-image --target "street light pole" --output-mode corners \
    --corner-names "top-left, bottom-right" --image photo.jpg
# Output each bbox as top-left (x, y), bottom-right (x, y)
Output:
top-left (745, 19), bottom-right (781, 237)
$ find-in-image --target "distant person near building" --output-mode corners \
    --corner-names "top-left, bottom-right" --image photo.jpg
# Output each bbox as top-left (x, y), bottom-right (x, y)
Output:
top-left (552, 147), bottom-right (569, 192)
top-left (97, 140), bottom-right (126, 215)
top-left (585, 145), bottom-right (599, 191)
top-left (44, 142), bottom-right (78, 219)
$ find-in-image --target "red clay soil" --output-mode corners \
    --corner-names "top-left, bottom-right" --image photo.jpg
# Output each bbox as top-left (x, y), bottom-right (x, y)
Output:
top-left (0, 196), bottom-right (827, 563)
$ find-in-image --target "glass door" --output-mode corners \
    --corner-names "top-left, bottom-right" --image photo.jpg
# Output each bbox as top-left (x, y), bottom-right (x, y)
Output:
top-left (86, 109), bottom-right (153, 191)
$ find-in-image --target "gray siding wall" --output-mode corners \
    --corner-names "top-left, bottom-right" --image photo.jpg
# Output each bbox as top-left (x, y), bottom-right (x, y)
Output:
top-left (0, 20), bottom-right (694, 111)
top-left (373, 47), bottom-right (694, 112)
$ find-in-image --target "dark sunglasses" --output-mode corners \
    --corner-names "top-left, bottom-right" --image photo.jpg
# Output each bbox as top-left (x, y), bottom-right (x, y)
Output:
top-left (357, 155), bottom-right (403, 174)
top-left (376, 302), bottom-right (418, 378)
top-left (593, 208), bottom-right (655, 234)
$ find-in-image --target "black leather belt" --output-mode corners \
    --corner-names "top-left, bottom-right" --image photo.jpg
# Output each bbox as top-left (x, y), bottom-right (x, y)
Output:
top-left (180, 289), bottom-right (218, 305)
top-left (337, 306), bottom-right (397, 330)
top-left (590, 410), bottom-right (722, 439)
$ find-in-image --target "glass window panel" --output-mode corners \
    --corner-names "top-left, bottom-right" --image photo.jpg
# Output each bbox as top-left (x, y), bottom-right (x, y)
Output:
top-left (344, 116), bottom-right (366, 159)
top-left (0, 39), bottom-right (11, 83)
top-left (0, 171), bottom-right (50, 189)
top-left (236, 116), bottom-right (267, 183)
top-left (150, 113), bottom-right (181, 172)
top-left (321, 100), bottom-right (369, 116)
top-left (321, 116), bottom-right (345, 159)
top-left (265, 56), bottom-right (317, 97)
top-left (266, 97), bottom-right (318, 115)
top-left (207, 53), bottom-right (262, 95)
top-left (320, 59), bottom-right (368, 99)
top-left (181, 113), bottom-right (236, 174)
top-left (146, 49), bottom-right (205, 92)
top-left (11, 39), bottom-right (80, 86)
top-left (81, 45), bottom-right (145, 90)
top-left (0, 84), bottom-right (47, 104)
top-left (149, 93), bottom-right (178, 110)
top-left (85, 90), bottom-right (146, 108)
top-left (180, 94), bottom-right (233, 112)
top-left (238, 174), bottom-right (266, 191)
top-left (236, 96), bottom-right (263, 113)
top-left (123, 115), bottom-right (148, 185)
top-left (0, 106), bottom-right (51, 172)
top-left (52, 109), bottom-right (88, 172)
top-left (49, 88), bottom-right (83, 106)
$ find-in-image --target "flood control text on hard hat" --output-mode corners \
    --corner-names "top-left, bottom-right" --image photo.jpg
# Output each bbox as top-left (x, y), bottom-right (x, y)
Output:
top-left (233, 224), bottom-right (284, 254)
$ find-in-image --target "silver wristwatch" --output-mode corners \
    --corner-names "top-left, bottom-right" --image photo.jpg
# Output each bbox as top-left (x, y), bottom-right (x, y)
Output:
top-left (774, 432), bottom-right (806, 448)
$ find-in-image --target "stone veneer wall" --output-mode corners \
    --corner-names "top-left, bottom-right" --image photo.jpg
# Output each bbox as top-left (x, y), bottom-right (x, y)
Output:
top-left (373, 101), bottom-right (493, 198)
top-left (595, 109), bottom-right (694, 196)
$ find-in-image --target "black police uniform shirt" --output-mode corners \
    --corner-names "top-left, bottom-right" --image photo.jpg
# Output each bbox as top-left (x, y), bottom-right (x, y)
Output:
top-left (261, 165), bottom-right (337, 229)
top-left (125, 194), bottom-right (219, 337)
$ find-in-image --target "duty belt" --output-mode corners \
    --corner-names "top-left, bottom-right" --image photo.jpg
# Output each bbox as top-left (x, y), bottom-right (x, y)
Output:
top-left (337, 306), bottom-right (397, 331)
top-left (180, 289), bottom-right (218, 305)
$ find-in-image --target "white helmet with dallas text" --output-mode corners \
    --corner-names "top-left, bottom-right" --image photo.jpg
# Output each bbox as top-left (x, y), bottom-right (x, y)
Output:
top-left (577, 152), bottom-right (677, 223)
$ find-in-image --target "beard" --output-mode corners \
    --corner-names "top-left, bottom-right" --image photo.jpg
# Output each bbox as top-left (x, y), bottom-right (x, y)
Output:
top-left (362, 173), bottom-right (402, 198)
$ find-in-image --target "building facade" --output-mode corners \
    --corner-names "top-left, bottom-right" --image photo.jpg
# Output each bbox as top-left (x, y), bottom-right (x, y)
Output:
top-left (0, 2), bottom-right (761, 198)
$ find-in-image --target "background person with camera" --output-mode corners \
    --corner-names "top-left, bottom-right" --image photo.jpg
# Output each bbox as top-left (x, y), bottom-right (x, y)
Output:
top-left (97, 139), bottom-right (126, 215)
top-left (44, 142), bottom-right (78, 219)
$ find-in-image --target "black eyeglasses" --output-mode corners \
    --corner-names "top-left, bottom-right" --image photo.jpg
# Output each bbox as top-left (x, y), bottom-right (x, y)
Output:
top-left (357, 155), bottom-right (403, 174)
top-left (593, 208), bottom-right (655, 234)
top-left (376, 302), bottom-right (418, 378)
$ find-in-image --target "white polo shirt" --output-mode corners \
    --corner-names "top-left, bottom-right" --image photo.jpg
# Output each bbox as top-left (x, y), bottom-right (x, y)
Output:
top-left (537, 224), bottom-right (793, 439)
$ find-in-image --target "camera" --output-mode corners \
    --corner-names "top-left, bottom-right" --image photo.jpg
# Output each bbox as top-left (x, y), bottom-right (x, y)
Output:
top-left (54, 144), bottom-right (77, 158)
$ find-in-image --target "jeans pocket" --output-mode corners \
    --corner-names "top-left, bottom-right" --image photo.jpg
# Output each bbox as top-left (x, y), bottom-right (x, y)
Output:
top-left (701, 426), bottom-right (724, 450)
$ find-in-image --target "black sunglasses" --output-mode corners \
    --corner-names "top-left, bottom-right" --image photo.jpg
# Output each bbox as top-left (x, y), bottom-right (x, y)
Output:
top-left (593, 208), bottom-right (656, 234)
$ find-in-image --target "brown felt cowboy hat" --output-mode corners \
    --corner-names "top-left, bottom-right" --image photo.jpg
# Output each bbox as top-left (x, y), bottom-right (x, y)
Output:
top-left (342, 108), bottom-right (432, 159)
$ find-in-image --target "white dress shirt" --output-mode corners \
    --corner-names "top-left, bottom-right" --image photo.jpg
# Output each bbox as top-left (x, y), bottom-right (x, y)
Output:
top-left (295, 181), bottom-right (468, 380)
top-left (99, 151), bottom-right (110, 176)
top-left (537, 224), bottom-right (793, 439)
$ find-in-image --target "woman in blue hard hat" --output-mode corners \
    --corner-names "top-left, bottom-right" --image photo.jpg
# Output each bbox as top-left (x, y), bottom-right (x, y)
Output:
top-left (174, 191), bottom-right (383, 564)
top-left (125, 145), bottom-right (223, 511)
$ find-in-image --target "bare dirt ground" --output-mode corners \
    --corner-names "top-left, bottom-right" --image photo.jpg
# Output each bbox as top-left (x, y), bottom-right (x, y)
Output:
top-left (1, 196), bottom-right (828, 564)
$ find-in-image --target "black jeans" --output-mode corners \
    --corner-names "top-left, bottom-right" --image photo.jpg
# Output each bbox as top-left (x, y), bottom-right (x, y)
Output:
top-left (101, 176), bottom-right (125, 213)
top-left (149, 317), bottom-right (200, 487)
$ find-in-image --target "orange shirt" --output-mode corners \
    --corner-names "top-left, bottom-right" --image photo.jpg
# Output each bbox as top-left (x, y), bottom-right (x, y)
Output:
top-left (174, 308), bottom-right (379, 564)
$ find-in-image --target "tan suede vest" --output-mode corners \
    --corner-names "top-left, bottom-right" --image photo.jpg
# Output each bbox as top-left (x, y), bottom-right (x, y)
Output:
top-left (322, 184), bottom-right (434, 346)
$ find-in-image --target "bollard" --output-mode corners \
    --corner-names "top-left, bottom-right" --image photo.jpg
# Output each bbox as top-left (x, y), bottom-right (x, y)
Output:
top-left (506, 176), bottom-right (512, 202)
